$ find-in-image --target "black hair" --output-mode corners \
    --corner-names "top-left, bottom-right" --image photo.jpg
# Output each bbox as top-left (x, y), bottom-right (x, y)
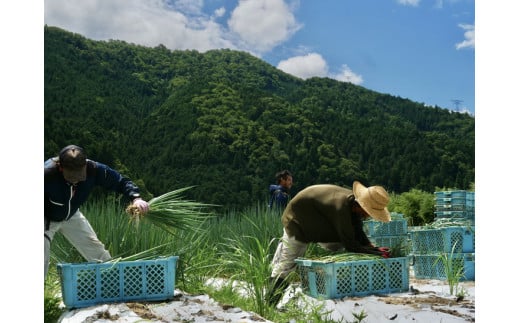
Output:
top-left (275, 170), bottom-right (292, 183)
top-left (58, 145), bottom-right (87, 169)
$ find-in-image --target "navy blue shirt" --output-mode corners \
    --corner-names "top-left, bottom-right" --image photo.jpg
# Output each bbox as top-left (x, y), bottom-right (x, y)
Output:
top-left (268, 184), bottom-right (290, 209)
top-left (44, 157), bottom-right (141, 221)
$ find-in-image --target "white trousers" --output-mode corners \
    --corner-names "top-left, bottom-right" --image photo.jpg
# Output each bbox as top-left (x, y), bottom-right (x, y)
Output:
top-left (44, 210), bottom-right (111, 278)
top-left (271, 229), bottom-right (345, 279)
top-left (271, 230), bottom-right (307, 279)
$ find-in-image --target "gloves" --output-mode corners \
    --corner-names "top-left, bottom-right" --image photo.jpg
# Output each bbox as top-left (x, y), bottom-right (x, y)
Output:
top-left (132, 198), bottom-right (150, 214)
top-left (358, 246), bottom-right (390, 258)
top-left (377, 247), bottom-right (391, 258)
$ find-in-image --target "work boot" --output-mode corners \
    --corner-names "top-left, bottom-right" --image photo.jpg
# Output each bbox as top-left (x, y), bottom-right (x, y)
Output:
top-left (266, 276), bottom-right (289, 306)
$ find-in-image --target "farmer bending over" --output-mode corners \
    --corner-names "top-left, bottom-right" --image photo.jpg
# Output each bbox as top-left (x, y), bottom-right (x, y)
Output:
top-left (266, 181), bottom-right (392, 306)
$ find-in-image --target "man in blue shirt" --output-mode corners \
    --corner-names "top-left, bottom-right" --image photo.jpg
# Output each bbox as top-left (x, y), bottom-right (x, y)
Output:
top-left (268, 170), bottom-right (293, 210)
top-left (44, 145), bottom-right (150, 278)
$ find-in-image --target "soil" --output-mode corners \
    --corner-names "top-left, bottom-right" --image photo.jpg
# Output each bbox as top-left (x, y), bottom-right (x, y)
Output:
top-left (58, 278), bottom-right (475, 322)
top-left (377, 293), bottom-right (475, 321)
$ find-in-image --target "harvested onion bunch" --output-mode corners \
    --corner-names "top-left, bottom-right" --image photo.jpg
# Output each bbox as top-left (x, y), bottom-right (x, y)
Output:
top-left (304, 252), bottom-right (382, 263)
top-left (126, 186), bottom-right (215, 235)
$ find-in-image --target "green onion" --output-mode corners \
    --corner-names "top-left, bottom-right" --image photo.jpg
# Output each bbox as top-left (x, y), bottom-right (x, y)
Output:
top-left (303, 252), bottom-right (382, 263)
top-left (422, 218), bottom-right (474, 230)
top-left (126, 186), bottom-right (216, 236)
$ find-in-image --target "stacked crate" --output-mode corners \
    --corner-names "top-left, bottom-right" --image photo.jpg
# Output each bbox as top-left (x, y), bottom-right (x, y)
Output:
top-left (363, 212), bottom-right (410, 256)
top-left (409, 226), bottom-right (475, 280)
top-left (410, 190), bottom-right (475, 281)
top-left (434, 190), bottom-right (475, 222)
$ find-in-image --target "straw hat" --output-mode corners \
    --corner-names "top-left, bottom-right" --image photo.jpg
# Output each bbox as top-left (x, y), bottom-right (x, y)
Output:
top-left (353, 181), bottom-right (391, 222)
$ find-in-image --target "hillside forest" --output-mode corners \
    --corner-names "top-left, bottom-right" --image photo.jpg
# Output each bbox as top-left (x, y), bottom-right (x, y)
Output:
top-left (44, 25), bottom-right (475, 210)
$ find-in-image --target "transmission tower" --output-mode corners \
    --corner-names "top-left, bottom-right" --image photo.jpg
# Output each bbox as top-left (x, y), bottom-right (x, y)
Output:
top-left (451, 99), bottom-right (463, 112)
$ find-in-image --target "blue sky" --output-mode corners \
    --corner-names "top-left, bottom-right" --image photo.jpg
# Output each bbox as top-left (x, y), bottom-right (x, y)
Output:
top-left (42, 0), bottom-right (475, 115)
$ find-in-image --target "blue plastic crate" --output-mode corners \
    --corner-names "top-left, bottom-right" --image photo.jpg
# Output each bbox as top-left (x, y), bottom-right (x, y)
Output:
top-left (435, 197), bottom-right (475, 206)
top-left (57, 256), bottom-right (178, 309)
top-left (434, 210), bottom-right (474, 221)
top-left (412, 253), bottom-right (474, 281)
top-left (364, 214), bottom-right (408, 237)
top-left (434, 191), bottom-right (474, 199)
top-left (295, 257), bottom-right (409, 299)
top-left (410, 226), bottom-right (475, 254)
top-left (435, 204), bottom-right (475, 212)
top-left (389, 212), bottom-right (405, 219)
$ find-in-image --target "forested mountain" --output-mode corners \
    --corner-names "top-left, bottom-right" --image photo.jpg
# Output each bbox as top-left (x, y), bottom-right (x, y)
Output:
top-left (44, 25), bottom-right (474, 209)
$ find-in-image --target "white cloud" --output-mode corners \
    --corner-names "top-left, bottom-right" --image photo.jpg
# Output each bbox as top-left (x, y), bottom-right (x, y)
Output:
top-left (227, 0), bottom-right (302, 53)
top-left (44, 0), bottom-right (302, 54)
top-left (456, 23), bottom-right (475, 50)
top-left (277, 53), bottom-right (328, 79)
top-left (44, 0), bottom-right (235, 52)
top-left (277, 54), bottom-right (363, 85)
top-left (397, 0), bottom-right (420, 6)
top-left (214, 7), bottom-right (226, 18)
top-left (168, 0), bottom-right (204, 15)
top-left (331, 65), bottom-right (363, 85)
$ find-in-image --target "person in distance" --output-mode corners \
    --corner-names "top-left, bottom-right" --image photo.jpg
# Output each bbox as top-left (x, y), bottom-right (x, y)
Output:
top-left (267, 170), bottom-right (293, 210)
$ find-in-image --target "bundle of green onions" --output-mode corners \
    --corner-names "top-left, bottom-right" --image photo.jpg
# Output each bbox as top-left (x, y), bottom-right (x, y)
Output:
top-left (303, 252), bottom-right (382, 263)
top-left (422, 218), bottom-right (474, 229)
top-left (126, 186), bottom-right (216, 235)
top-left (106, 243), bottom-right (173, 264)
